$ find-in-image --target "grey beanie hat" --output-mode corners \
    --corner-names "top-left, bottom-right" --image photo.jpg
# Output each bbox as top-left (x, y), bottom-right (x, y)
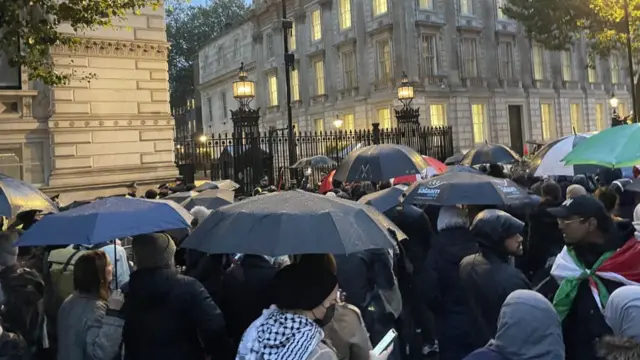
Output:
top-left (0, 231), bottom-right (19, 267)
top-left (131, 233), bottom-right (176, 269)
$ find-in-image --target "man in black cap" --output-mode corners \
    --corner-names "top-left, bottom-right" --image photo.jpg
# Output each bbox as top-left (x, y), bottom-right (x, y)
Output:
top-left (170, 176), bottom-right (187, 193)
top-left (252, 175), bottom-right (272, 196)
top-left (125, 182), bottom-right (138, 198)
top-left (540, 195), bottom-right (639, 360)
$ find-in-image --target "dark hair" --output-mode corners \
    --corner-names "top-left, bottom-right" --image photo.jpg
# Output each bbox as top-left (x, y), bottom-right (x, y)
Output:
top-left (296, 254), bottom-right (337, 275)
top-left (541, 181), bottom-right (562, 203)
top-left (144, 189), bottom-right (158, 199)
top-left (378, 180), bottom-right (392, 190)
top-left (595, 187), bottom-right (619, 214)
top-left (73, 250), bottom-right (110, 301)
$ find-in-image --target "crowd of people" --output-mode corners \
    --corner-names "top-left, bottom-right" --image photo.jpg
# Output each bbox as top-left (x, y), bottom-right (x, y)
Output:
top-left (0, 163), bottom-right (638, 360)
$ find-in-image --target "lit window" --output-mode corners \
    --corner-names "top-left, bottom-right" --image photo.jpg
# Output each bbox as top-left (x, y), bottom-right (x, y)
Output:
top-left (540, 103), bottom-right (553, 140)
top-left (343, 113), bottom-right (355, 130)
top-left (421, 34), bottom-right (437, 77)
top-left (611, 55), bottom-right (620, 84)
top-left (460, 0), bottom-right (473, 15)
top-left (341, 50), bottom-right (357, 89)
top-left (532, 44), bottom-right (544, 80)
top-left (339, 0), bottom-right (352, 29)
top-left (496, 0), bottom-right (506, 19)
top-left (289, 21), bottom-right (297, 51)
top-left (498, 42), bottom-right (514, 79)
top-left (221, 91), bottom-right (227, 118)
top-left (314, 59), bottom-right (325, 95)
top-left (376, 39), bottom-right (392, 82)
top-left (588, 61), bottom-right (598, 83)
top-left (562, 51), bottom-right (573, 81)
top-left (290, 69), bottom-right (300, 101)
top-left (314, 118), bottom-right (325, 132)
top-left (311, 9), bottom-right (322, 41)
top-left (419, 0), bottom-right (433, 9)
top-left (429, 104), bottom-right (446, 126)
top-left (570, 103), bottom-right (582, 133)
top-left (471, 104), bottom-right (486, 143)
top-left (618, 102), bottom-right (626, 116)
top-left (268, 73), bottom-right (278, 106)
top-left (377, 108), bottom-right (391, 129)
top-left (461, 38), bottom-right (478, 78)
top-left (595, 103), bottom-right (605, 131)
top-left (373, 0), bottom-right (388, 16)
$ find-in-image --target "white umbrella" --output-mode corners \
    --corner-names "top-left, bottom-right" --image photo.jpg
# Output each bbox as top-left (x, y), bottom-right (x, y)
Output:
top-left (529, 133), bottom-right (604, 176)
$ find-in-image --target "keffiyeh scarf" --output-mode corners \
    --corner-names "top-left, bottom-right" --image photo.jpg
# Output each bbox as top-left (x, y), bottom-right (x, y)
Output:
top-left (237, 306), bottom-right (323, 360)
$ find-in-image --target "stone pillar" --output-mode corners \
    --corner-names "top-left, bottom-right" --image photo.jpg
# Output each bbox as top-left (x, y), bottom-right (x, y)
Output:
top-left (45, 6), bottom-right (177, 198)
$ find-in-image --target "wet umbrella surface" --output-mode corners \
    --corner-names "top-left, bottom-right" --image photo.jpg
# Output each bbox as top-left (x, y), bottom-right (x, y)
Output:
top-left (0, 174), bottom-right (58, 218)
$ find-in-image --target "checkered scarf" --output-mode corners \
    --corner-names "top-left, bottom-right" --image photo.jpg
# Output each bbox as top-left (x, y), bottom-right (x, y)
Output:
top-left (237, 306), bottom-right (323, 360)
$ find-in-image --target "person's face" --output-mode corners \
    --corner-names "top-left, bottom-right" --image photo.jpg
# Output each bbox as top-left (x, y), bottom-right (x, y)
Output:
top-left (312, 285), bottom-right (338, 320)
top-left (105, 258), bottom-right (113, 284)
top-left (504, 233), bottom-right (523, 255)
top-left (557, 216), bottom-right (594, 245)
top-left (260, 179), bottom-right (268, 187)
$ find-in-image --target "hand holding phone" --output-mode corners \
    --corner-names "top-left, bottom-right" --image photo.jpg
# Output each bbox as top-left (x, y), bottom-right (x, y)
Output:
top-left (371, 328), bottom-right (397, 358)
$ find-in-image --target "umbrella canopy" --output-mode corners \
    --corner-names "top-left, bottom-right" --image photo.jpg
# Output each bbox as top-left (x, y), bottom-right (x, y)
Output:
top-left (403, 172), bottom-right (529, 206)
top-left (422, 156), bottom-right (448, 173)
top-left (460, 144), bottom-right (521, 166)
top-left (444, 153), bottom-right (464, 165)
top-left (194, 180), bottom-right (241, 192)
top-left (445, 165), bottom-right (483, 174)
top-left (528, 133), bottom-right (604, 177)
top-left (15, 197), bottom-right (192, 247)
top-left (333, 144), bottom-right (428, 183)
top-left (181, 189), bottom-right (234, 211)
top-left (562, 124), bottom-right (640, 168)
top-left (165, 191), bottom-right (198, 203)
top-left (181, 190), bottom-right (406, 257)
top-left (292, 155), bottom-right (337, 169)
top-left (319, 169), bottom-right (336, 194)
top-left (0, 174), bottom-right (58, 218)
top-left (357, 185), bottom-right (408, 213)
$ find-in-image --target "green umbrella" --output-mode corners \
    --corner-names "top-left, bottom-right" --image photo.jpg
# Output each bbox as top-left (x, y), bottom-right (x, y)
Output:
top-left (562, 124), bottom-right (640, 168)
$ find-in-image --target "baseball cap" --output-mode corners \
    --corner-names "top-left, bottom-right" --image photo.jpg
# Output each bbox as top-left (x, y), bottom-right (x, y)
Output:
top-left (548, 195), bottom-right (608, 222)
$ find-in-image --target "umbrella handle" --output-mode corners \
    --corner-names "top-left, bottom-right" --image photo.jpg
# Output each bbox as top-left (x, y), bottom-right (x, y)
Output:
top-left (113, 241), bottom-right (118, 290)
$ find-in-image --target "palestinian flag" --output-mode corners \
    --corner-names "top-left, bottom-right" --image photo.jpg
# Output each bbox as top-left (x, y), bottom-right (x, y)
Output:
top-left (550, 237), bottom-right (640, 320)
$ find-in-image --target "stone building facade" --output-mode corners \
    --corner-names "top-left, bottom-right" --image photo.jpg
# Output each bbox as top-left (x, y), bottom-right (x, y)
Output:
top-left (197, 0), bottom-right (631, 151)
top-left (0, 6), bottom-right (177, 201)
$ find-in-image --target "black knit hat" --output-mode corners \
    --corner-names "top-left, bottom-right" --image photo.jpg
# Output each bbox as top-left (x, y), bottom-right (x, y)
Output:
top-left (271, 262), bottom-right (337, 311)
top-left (131, 233), bottom-right (176, 269)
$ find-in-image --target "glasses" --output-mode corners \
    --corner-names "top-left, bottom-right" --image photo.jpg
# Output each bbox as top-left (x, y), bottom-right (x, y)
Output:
top-left (557, 218), bottom-right (584, 225)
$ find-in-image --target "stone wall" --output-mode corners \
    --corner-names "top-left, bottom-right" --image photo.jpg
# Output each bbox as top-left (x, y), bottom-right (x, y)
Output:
top-left (44, 6), bottom-right (177, 200)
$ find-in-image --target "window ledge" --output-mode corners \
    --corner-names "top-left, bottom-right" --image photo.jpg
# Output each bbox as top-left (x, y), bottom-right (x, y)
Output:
top-left (311, 94), bottom-right (328, 105)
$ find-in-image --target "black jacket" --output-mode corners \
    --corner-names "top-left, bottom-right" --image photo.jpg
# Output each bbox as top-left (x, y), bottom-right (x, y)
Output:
top-left (537, 220), bottom-right (636, 360)
top-left (459, 211), bottom-right (530, 348)
top-left (524, 199), bottom-right (564, 281)
top-left (421, 226), bottom-right (478, 360)
top-left (385, 204), bottom-right (434, 270)
top-left (122, 268), bottom-right (232, 360)
top-left (218, 255), bottom-right (278, 349)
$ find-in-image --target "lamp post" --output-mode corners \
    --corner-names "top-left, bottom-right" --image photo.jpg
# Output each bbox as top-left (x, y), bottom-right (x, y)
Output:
top-left (395, 72), bottom-right (420, 148)
top-left (333, 115), bottom-right (344, 129)
top-left (281, 8), bottom-right (297, 181)
top-left (231, 62), bottom-right (262, 193)
top-left (610, 92), bottom-right (622, 127)
top-left (622, 0), bottom-right (637, 123)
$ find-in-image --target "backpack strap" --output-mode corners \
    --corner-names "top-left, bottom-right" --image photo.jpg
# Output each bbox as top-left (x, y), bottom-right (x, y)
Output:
top-left (61, 249), bottom-right (85, 273)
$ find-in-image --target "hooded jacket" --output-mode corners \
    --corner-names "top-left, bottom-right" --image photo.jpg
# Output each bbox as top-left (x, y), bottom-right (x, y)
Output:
top-left (524, 198), bottom-right (564, 281)
top-left (464, 290), bottom-right (564, 360)
top-left (459, 210), bottom-right (530, 347)
top-left (599, 285), bottom-right (640, 360)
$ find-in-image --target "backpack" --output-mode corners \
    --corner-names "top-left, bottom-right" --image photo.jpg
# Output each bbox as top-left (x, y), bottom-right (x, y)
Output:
top-left (0, 266), bottom-right (44, 352)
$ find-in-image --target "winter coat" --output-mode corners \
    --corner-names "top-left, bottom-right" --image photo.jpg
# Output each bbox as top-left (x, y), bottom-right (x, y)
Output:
top-left (420, 207), bottom-right (478, 360)
top-left (459, 210), bottom-right (530, 348)
top-left (218, 255), bottom-right (279, 349)
top-left (122, 267), bottom-right (232, 360)
top-left (598, 337), bottom-right (640, 360)
top-left (384, 204), bottom-right (434, 270)
top-left (56, 293), bottom-right (124, 360)
top-left (523, 199), bottom-right (564, 281)
top-left (537, 220), bottom-right (637, 360)
top-left (323, 303), bottom-right (372, 360)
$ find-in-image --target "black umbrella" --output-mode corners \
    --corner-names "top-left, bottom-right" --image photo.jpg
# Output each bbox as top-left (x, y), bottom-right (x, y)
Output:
top-left (403, 172), bottom-right (530, 206)
top-left (444, 153), bottom-right (464, 165)
top-left (292, 155), bottom-right (337, 169)
top-left (165, 191), bottom-right (198, 204)
top-left (181, 189), bottom-right (234, 211)
top-left (357, 185), bottom-right (408, 213)
top-left (193, 180), bottom-right (240, 192)
top-left (460, 144), bottom-right (521, 166)
top-left (0, 174), bottom-right (58, 218)
top-left (445, 165), bottom-right (484, 174)
top-left (333, 144), bottom-right (428, 183)
top-left (180, 190), bottom-right (406, 257)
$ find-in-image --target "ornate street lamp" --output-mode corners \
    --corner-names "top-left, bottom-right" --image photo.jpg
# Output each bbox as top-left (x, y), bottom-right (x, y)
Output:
top-left (610, 93), bottom-right (619, 111)
top-left (333, 115), bottom-right (344, 129)
top-left (395, 71), bottom-right (420, 147)
top-left (198, 135), bottom-right (207, 143)
top-left (232, 62), bottom-right (256, 110)
top-left (397, 72), bottom-right (415, 108)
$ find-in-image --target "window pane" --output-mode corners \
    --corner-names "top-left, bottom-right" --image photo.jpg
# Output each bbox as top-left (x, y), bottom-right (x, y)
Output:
top-left (421, 34), bottom-right (437, 77)
top-left (497, 0), bottom-right (506, 19)
top-left (312, 10), bottom-right (322, 41)
top-left (429, 104), bottom-right (446, 126)
top-left (374, 0), bottom-right (388, 16)
top-left (588, 63), bottom-right (597, 83)
top-left (562, 51), bottom-right (573, 81)
top-left (461, 38), bottom-right (478, 77)
top-left (540, 103), bottom-right (553, 140)
top-left (376, 39), bottom-right (392, 81)
top-left (24, 143), bottom-right (44, 185)
top-left (419, 0), bottom-right (433, 9)
top-left (342, 50), bottom-right (357, 89)
top-left (595, 103), bottom-right (604, 131)
top-left (314, 118), bottom-right (325, 132)
top-left (206, 97), bottom-right (213, 123)
top-left (290, 21), bottom-right (297, 50)
top-left (377, 108), bottom-right (391, 129)
top-left (498, 42), bottom-right (513, 79)
top-left (618, 102), bottom-right (626, 116)
top-left (533, 45), bottom-right (544, 80)
top-left (291, 69), bottom-right (300, 101)
top-left (460, 0), bottom-right (472, 14)
top-left (611, 55), bottom-right (620, 84)
top-left (570, 103), bottom-right (582, 132)
top-left (315, 60), bottom-right (325, 95)
top-left (0, 147), bottom-right (22, 181)
top-left (471, 104), bottom-right (485, 143)
top-left (343, 113), bottom-right (355, 130)
top-left (221, 91), bottom-right (227, 118)
top-left (268, 74), bottom-right (278, 106)
top-left (340, 0), bottom-right (352, 29)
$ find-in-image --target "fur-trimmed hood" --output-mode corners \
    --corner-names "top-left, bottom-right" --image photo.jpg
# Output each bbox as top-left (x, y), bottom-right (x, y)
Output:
top-left (598, 336), bottom-right (640, 360)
